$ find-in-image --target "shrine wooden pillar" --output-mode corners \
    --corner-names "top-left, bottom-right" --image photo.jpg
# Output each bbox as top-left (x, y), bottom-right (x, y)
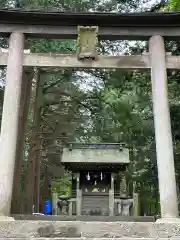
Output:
top-left (149, 35), bottom-right (178, 219)
top-left (0, 32), bottom-right (24, 218)
top-left (76, 172), bottom-right (81, 216)
top-left (109, 172), bottom-right (114, 216)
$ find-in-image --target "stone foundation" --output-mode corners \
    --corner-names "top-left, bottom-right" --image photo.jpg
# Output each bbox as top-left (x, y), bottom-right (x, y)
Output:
top-left (0, 239), bottom-right (179, 240)
top-left (11, 215), bottom-right (155, 222)
top-left (0, 221), bottom-right (180, 239)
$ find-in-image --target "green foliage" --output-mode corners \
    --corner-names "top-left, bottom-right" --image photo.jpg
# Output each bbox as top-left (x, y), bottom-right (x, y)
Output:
top-left (30, 39), bottom-right (76, 53)
top-left (52, 173), bottom-right (72, 196)
top-left (170, 0), bottom-right (180, 11)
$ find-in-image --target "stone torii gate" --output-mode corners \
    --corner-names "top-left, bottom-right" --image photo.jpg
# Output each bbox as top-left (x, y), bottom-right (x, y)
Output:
top-left (0, 10), bottom-right (179, 222)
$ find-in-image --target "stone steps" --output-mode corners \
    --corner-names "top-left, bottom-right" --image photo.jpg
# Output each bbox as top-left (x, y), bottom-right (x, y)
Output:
top-left (0, 221), bottom-right (180, 239)
top-left (81, 195), bottom-right (109, 215)
top-left (0, 238), bottom-right (179, 240)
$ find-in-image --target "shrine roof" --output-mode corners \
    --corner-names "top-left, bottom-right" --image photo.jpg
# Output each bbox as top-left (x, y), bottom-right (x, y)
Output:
top-left (0, 9), bottom-right (180, 27)
top-left (61, 143), bottom-right (130, 169)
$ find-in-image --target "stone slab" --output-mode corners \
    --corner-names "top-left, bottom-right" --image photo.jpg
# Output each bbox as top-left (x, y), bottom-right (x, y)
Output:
top-left (0, 221), bottom-right (180, 238)
top-left (0, 238), bottom-right (172, 240)
top-left (0, 238), bottom-right (177, 240)
top-left (11, 215), bottom-right (156, 222)
top-left (0, 216), bottom-right (14, 221)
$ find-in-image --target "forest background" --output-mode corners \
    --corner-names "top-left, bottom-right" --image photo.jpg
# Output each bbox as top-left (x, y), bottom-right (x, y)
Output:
top-left (0, 0), bottom-right (179, 216)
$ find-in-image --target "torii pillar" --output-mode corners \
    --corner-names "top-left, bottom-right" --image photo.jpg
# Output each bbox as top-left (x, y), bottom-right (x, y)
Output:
top-left (149, 35), bottom-right (179, 221)
top-left (0, 32), bottom-right (24, 219)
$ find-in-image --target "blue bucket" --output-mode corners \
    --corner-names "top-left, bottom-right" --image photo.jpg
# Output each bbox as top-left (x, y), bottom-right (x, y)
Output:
top-left (45, 200), bottom-right (52, 215)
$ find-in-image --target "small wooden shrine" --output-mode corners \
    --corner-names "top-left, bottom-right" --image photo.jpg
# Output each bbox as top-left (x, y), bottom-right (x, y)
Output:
top-left (60, 143), bottom-right (133, 216)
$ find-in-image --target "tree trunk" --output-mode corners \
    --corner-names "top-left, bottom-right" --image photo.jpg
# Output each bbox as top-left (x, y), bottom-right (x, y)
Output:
top-left (23, 70), bottom-right (44, 214)
top-left (11, 70), bottom-right (33, 214)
